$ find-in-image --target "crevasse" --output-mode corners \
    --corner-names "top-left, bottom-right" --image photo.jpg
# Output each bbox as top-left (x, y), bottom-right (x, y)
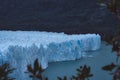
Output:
top-left (0, 31), bottom-right (101, 80)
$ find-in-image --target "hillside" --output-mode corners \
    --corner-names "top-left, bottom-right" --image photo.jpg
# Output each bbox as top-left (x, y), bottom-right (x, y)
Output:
top-left (0, 0), bottom-right (119, 35)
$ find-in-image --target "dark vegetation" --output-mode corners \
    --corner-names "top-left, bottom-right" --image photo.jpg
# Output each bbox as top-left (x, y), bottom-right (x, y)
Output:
top-left (25, 58), bottom-right (48, 80)
top-left (0, 63), bottom-right (15, 80)
top-left (0, 60), bottom-right (93, 80)
top-left (58, 65), bottom-right (93, 80)
top-left (0, 0), bottom-right (120, 80)
top-left (102, 34), bottom-right (120, 80)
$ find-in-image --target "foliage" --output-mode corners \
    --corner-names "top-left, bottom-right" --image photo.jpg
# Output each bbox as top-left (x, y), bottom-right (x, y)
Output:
top-left (72, 65), bottom-right (93, 80)
top-left (104, 31), bottom-right (120, 61)
top-left (25, 58), bottom-right (48, 80)
top-left (0, 63), bottom-right (16, 80)
top-left (102, 63), bottom-right (120, 80)
top-left (98, 0), bottom-right (120, 19)
top-left (112, 66), bottom-right (120, 80)
top-left (102, 62), bottom-right (116, 71)
top-left (57, 65), bottom-right (93, 80)
top-left (102, 32), bottom-right (120, 80)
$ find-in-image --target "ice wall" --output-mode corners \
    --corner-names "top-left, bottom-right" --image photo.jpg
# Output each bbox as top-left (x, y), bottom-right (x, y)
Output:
top-left (0, 31), bottom-right (101, 80)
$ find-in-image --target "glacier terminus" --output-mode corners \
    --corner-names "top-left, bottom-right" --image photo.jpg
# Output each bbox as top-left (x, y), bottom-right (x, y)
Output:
top-left (0, 31), bottom-right (101, 80)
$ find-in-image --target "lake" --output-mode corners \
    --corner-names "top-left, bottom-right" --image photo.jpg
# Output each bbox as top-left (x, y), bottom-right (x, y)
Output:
top-left (43, 42), bottom-right (117, 80)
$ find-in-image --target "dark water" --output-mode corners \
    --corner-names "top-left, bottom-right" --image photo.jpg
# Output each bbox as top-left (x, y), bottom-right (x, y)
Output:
top-left (43, 42), bottom-right (116, 80)
top-left (0, 0), bottom-right (120, 35)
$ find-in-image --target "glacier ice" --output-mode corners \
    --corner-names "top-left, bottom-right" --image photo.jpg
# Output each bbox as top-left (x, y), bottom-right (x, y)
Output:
top-left (0, 31), bottom-right (101, 80)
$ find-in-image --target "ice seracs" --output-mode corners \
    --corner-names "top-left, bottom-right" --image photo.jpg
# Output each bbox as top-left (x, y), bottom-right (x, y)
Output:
top-left (0, 31), bottom-right (101, 80)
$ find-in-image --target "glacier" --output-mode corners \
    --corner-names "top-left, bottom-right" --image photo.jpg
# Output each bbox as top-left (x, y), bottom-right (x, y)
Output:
top-left (0, 31), bottom-right (101, 80)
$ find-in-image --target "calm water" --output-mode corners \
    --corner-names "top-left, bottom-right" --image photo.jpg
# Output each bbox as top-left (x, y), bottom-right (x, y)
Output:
top-left (43, 42), bottom-right (116, 80)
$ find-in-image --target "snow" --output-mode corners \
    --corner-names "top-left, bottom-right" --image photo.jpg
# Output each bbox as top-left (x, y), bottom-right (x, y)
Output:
top-left (0, 31), bottom-right (101, 80)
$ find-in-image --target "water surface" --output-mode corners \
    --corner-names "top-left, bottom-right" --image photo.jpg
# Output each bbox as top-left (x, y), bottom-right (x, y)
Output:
top-left (43, 42), bottom-right (116, 80)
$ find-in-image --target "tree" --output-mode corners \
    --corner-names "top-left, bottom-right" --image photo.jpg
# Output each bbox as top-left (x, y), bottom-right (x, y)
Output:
top-left (0, 63), bottom-right (16, 80)
top-left (25, 58), bottom-right (48, 80)
top-left (99, 0), bottom-right (120, 19)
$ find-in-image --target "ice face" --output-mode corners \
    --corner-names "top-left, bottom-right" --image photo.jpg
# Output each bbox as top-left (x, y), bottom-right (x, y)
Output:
top-left (0, 31), bottom-right (101, 80)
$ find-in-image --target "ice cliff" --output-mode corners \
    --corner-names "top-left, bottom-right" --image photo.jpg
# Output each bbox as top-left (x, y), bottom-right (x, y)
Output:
top-left (0, 31), bottom-right (101, 80)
